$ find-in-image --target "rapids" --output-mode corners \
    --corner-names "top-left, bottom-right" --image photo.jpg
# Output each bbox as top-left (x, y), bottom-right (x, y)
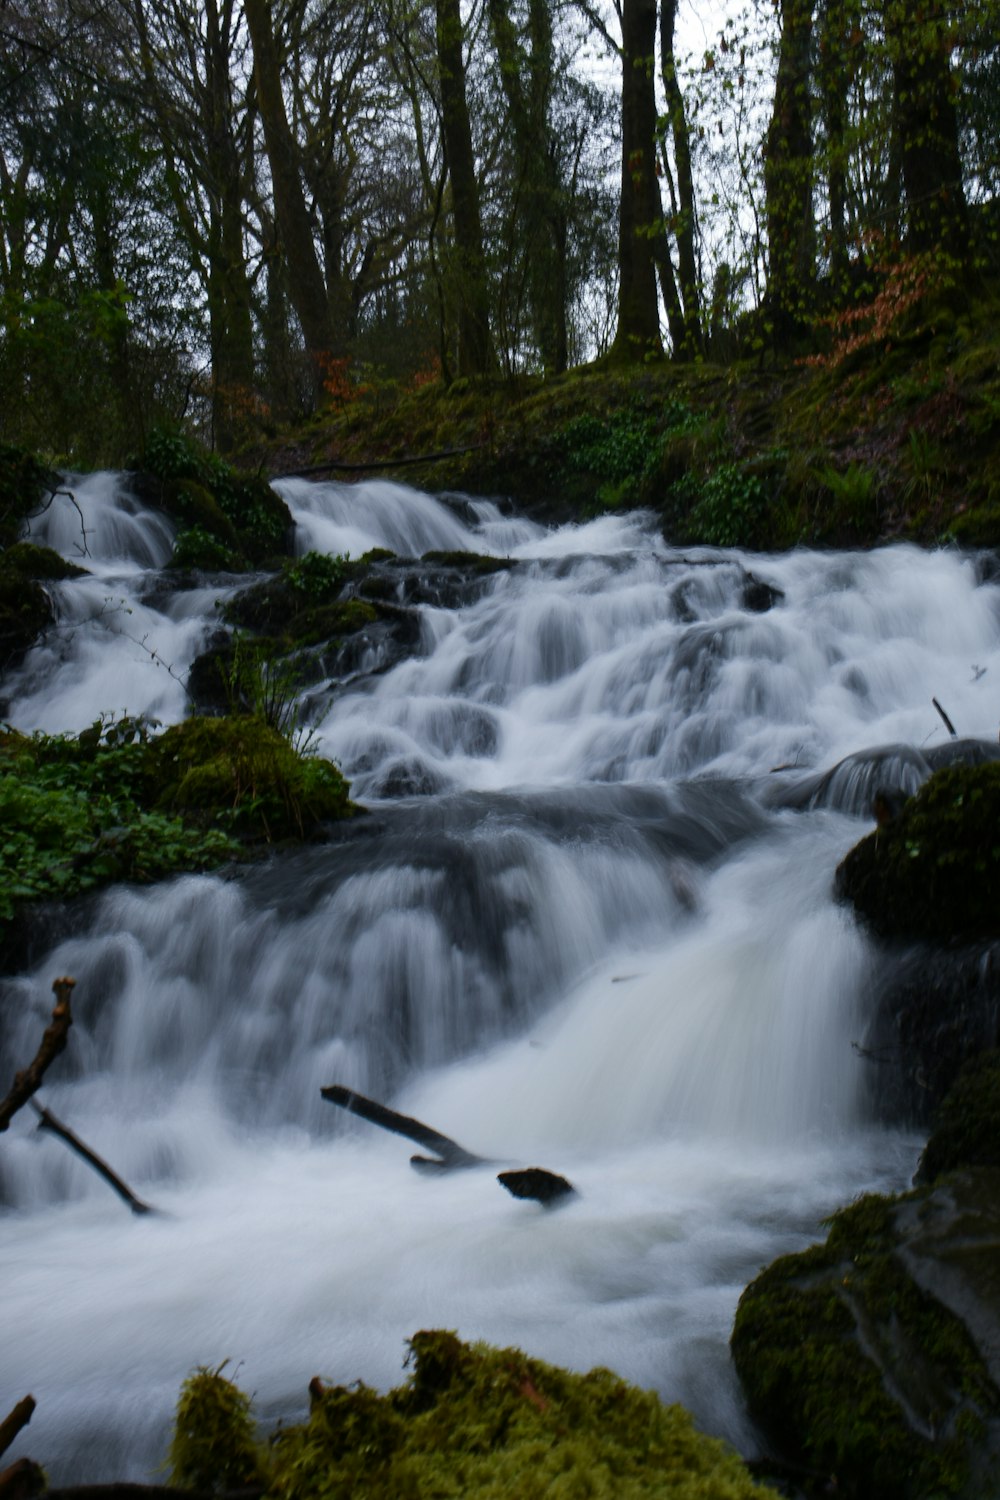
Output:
top-left (3, 471), bottom-right (999, 1481)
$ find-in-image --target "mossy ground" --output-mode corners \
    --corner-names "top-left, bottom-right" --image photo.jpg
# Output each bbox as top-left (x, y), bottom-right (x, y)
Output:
top-left (835, 764), bottom-right (1000, 943)
top-left (246, 287), bottom-right (1000, 552)
top-left (169, 1330), bottom-right (779, 1500)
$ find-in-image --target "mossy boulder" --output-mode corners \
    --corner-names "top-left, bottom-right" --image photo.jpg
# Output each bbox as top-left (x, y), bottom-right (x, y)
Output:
top-left (917, 1050), bottom-right (1000, 1185)
top-left (0, 541), bottom-right (88, 674)
top-left (732, 1190), bottom-right (1000, 1499)
top-left (170, 1330), bottom-right (778, 1499)
top-left (835, 764), bottom-right (1000, 943)
top-left (147, 715), bottom-right (355, 839)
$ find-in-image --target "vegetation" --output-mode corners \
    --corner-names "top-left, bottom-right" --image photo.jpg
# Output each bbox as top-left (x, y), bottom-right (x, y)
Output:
top-left (169, 1330), bottom-right (779, 1499)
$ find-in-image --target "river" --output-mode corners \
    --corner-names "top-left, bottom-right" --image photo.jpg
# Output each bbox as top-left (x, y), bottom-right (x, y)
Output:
top-left (3, 471), bottom-right (998, 1481)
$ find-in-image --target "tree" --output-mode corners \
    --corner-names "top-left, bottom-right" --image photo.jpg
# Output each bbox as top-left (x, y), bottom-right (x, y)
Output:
top-left (764, 0), bottom-right (814, 346)
top-left (659, 0), bottom-right (701, 355)
top-left (435, 0), bottom-right (492, 375)
top-left (612, 0), bottom-right (661, 359)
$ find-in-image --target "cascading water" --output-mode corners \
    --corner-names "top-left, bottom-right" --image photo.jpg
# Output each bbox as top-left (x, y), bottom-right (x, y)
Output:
top-left (3, 471), bottom-right (999, 1482)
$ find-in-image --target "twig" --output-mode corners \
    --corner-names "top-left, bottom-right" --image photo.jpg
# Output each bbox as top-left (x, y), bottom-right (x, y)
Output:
top-left (29, 1101), bottom-right (154, 1216)
top-left (283, 443), bottom-right (484, 478)
top-left (26, 487), bottom-right (92, 558)
top-left (0, 1400), bottom-right (34, 1463)
top-left (0, 978), bottom-right (74, 1132)
top-left (932, 697), bottom-right (957, 738)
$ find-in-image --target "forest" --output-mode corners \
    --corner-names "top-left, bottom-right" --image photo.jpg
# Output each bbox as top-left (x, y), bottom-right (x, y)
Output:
top-left (1, 0), bottom-right (998, 465)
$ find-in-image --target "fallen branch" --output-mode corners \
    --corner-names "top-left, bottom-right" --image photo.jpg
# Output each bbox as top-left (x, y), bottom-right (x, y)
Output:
top-left (0, 979), bottom-right (75, 1132)
top-left (0, 1400), bottom-right (34, 1462)
top-left (320, 1084), bottom-right (487, 1170)
top-left (321, 1084), bottom-right (576, 1205)
top-left (932, 697), bottom-right (957, 738)
top-left (30, 1101), bottom-right (154, 1216)
top-left (283, 443), bottom-right (484, 478)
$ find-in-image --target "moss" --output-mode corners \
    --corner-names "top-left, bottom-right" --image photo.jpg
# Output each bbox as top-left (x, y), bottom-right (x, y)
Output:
top-left (732, 1191), bottom-right (1000, 1499)
top-left (2, 541), bottom-right (87, 580)
top-left (168, 525), bottom-right (241, 571)
top-left (147, 715), bottom-right (355, 839)
top-left (169, 1365), bottom-right (266, 1493)
top-left (170, 1331), bottom-right (778, 1500)
top-left (835, 764), bottom-right (1000, 942)
top-left (420, 550), bottom-right (516, 574)
top-left (917, 1051), bottom-right (1000, 1185)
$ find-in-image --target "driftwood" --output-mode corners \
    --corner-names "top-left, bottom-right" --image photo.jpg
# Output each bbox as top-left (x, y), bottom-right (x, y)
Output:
top-left (321, 1084), bottom-right (575, 1205)
top-left (320, 1085), bottom-right (488, 1170)
top-left (0, 1401), bottom-right (34, 1463)
top-left (0, 979), bottom-right (75, 1132)
top-left (30, 1102), bottom-right (154, 1216)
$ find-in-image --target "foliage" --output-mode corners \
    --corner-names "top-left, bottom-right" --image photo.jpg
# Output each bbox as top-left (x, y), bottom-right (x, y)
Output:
top-left (170, 1331), bottom-right (778, 1499)
top-left (0, 445), bottom-right (56, 548)
top-left (805, 248), bottom-right (962, 370)
top-left (170, 1365), bottom-right (265, 1493)
top-left (671, 464), bottom-right (769, 549)
top-left (285, 550), bottom-right (351, 597)
top-left (141, 429), bottom-right (292, 564)
top-left (0, 718), bottom-right (238, 926)
top-left (835, 763), bottom-right (1000, 942)
top-left (169, 526), bottom-right (240, 571)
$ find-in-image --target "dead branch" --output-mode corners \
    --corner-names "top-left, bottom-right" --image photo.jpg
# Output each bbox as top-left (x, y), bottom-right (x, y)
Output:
top-left (0, 1400), bottom-right (34, 1463)
top-left (30, 1102), bottom-right (154, 1216)
top-left (932, 697), bottom-right (957, 738)
top-left (0, 979), bottom-right (75, 1132)
top-left (321, 1084), bottom-right (488, 1170)
top-left (26, 487), bottom-right (92, 558)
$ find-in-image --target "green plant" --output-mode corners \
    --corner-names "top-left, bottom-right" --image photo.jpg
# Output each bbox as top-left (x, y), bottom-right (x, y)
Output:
top-left (170, 526), bottom-right (240, 571)
top-left (819, 461), bottom-right (879, 520)
top-left (219, 633), bottom-right (311, 748)
top-left (284, 550), bottom-right (350, 597)
top-left (684, 463), bottom-right (769, 548)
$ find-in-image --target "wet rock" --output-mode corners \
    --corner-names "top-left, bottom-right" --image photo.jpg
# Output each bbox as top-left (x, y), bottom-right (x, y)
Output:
top-left (732, 1185), bottom-right (1000, 1500)
top-left (742, 572), bottom-right (784, 613)
top-left (835, 762), bottom-right (1000, 943)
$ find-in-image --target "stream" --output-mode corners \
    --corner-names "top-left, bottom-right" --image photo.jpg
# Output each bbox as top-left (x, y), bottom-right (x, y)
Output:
top-left (4, 472), bottom-right (999, 1481)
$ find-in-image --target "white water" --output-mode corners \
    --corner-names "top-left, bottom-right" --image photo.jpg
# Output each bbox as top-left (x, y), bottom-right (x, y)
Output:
top-left (4, 473), bottom-right (1000, 1481)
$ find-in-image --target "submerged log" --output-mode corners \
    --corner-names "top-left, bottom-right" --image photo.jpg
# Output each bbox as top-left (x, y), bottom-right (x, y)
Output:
top-left (0, 1400), bottom-right (34, 1462)
top-left (30, 1102), bottom-right (154, 1216)
top-left (0, 978), bottom-right (74, 1132)
top-left (320, 1084), bottom-right (576, 1201)
top-left (320, 1084), bottom-right (489, 1170)
top-left (0, 1458), bottom-right (45, 1500)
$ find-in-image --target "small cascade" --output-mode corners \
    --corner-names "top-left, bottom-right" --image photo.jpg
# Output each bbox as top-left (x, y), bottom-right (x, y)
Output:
top-left (3, 470), bottom-right (999, 1482)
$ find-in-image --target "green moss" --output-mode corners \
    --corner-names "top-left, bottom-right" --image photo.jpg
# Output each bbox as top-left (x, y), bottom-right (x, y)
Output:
top-left (170, 1332), bottom-right (778, 1500)
top-left (148, 715), bottom-right (355, 839)
top-left (169, 1365), bottom-right (266, 1493)
top-left (835, 764), bottom-right (1000, 942)
top-left (917, 1051), bottom-right (1000, 1184)
top-left (420, 550), bottom-right (515, 574)
top-left (2, 541), bottom-right (87, 580)
top-left (169, 525), bottom-right (241, 571)
top-left (732, 1191), bottom-right (1000, 1499)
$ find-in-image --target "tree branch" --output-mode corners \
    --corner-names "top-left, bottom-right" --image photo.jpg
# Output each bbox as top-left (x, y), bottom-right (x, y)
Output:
top-left (0, 978), bottom-right (75, 1133)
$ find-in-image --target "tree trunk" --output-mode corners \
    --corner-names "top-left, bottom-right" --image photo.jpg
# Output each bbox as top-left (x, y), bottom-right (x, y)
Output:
top-left (884, 0), bottom-right (968, 259)
top-left (660, 0), bottom-right (701, 356)
top-left (818, 0), bottom-right (855, 297)
top-left (435, 0), bottom-right (492, 377)
top-left (612, 0), bottom-right (662, 360)
top-left (244, 0), bottom-right (337, 400)
top-left (764, 0), bottom-right (815, 347)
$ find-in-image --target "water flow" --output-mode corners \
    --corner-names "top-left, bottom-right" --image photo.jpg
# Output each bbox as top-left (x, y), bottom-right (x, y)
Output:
top-left (3, 473), bottom-right (998, 1481)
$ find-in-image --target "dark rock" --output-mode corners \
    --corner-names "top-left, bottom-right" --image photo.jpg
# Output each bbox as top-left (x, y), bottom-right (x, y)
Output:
top-left (916, 1050), bottom-right (1000, 1184)
top-left (742, 573), bottom-right (784, 613)
top-left (836, 763), bottom-right (1000, 943)
top-left (497, 1167), bottom-right (576, 1206)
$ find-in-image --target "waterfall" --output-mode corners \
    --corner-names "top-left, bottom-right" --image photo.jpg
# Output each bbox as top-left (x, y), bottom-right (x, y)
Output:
top-left (4, 471), bottom-right (998, 1481)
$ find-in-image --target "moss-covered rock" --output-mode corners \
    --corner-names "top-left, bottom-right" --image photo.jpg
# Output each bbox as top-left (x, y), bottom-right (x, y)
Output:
top-left (835, 764), bottom-right (1000, 943)
top-left (147, 715), bottom-right (355, 839)
top-left (917, 1050), bottom-right (1000, 1185)
top-left (170, 1330), bottom-right (779, 1499)
top-left (732, 1190), bottom-right (1000, 1499)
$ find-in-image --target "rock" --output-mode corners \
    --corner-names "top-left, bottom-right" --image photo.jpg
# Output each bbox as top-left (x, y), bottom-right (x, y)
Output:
top-left (835, 762), bottom-right (1000, 943)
